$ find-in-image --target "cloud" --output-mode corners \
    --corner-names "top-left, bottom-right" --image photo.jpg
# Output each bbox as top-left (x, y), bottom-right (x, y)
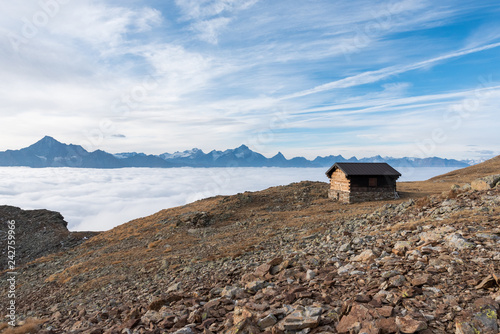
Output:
top-left (0, 2), bottom-right (163, 58)
top-left (191, 17), bottom-right (232, 44)
top-left (283, 42), bottom-right (500, 99)
top-left (55, 3), bottom-right (163, 50)
top-left (174, 0), bottom-right (258, 43)
top-left (0, 167), bottom-right (328, 231)
top-left (0, 1), bottom-right (499, 161)
top-left (472, 150), bottom-right (494, 155)
top-left (0, 166), bottom-right (457, 231)
top-left (175, 0), bottom-right (259, 20)
top-left (265, 83), bottom-right (500, 159)
top-left (465, 23), bottom-right (500, 49)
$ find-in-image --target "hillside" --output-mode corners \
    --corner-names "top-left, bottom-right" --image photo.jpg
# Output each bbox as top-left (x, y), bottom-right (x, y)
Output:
top-left (0, 158), bottom-right (499, 333)
top-left (392, 156), bottom-right (500, 198)
top-left (430, 155), bottom-right (500, 183)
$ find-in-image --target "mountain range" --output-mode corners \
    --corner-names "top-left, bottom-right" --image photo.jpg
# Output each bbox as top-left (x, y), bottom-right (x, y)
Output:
top-left (0, 136), bottom-right (470, 168)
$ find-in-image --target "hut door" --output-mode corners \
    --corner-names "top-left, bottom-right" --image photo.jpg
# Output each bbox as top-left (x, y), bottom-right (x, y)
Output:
top-left (369, 177), bottom-right (377, 187)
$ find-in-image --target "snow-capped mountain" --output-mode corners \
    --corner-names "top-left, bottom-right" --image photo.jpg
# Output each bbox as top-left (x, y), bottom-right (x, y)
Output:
top-left (0, 136), bottom-right (471, 169)
top-left (160, 148), bottom-right (204, 160)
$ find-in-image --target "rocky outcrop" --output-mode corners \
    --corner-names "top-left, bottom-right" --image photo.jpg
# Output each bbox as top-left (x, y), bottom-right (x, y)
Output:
top-left (0, 206), bottom-right (97, 270)
top-left (471, 174), bottom-right (500, 191)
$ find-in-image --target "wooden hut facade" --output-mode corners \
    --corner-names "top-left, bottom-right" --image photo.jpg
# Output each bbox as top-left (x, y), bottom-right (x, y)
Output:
top-left (326, 162), bottom-right (401, 203)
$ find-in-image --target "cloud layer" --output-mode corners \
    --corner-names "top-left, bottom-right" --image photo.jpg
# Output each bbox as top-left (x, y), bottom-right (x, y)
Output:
top-left (0, 166), bottom-right (458, 231)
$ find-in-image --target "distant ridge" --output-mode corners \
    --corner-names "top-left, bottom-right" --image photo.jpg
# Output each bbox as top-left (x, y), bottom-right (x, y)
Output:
top-left (0, 136), bottom-right (470, 168)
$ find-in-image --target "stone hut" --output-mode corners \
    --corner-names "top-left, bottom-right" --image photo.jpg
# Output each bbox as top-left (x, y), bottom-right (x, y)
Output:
top-left (326, 162), bottom-right (401, 203)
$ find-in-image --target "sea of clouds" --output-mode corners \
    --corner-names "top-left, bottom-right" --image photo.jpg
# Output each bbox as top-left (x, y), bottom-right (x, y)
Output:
top-left (0, 166), bottom-right (458, 231)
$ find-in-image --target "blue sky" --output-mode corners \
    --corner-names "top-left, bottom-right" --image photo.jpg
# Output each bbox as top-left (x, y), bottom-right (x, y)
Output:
top-left (0, 0), bottom-right (499, 160)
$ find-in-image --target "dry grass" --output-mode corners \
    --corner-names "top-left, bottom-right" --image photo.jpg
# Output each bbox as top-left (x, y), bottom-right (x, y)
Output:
top-left (430, 155), bottom-right (500, 183)
top-left (147, 240), bottom-right (163, 248)
top-left (444, 189), bottom-right (459, 199)
top-left (45, 261), bottom-right (90, 284)
top-left (0, 319), bottom-right (46, 334)
top-left (415, 196), bottom-right (431, 210)
top-left (388, 219), bottom-right (427, 232)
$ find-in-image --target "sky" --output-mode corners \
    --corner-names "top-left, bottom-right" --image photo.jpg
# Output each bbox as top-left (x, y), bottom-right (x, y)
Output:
top-left (0, 166), bottom-right (458, 230)
top-left (1, 0), bottom-right (499, 160)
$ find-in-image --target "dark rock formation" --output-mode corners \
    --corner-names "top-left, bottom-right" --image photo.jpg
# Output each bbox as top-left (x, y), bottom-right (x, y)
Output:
top-left (0, 206), bottom-right (97, 270)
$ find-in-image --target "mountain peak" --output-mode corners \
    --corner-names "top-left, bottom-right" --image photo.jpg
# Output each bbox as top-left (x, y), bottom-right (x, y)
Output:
top-left (39, 135), bottom-right (60, 144)
top-left (29, 136), bottom-right (64, 149)
top-left (235, 144), bottom-right (250, 150)
top-left (271, 152), bottom-right (286, 160)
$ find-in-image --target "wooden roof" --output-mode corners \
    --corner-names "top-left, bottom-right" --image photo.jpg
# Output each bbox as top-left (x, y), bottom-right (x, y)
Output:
top-left (326, 162), bottom-right (401, 178)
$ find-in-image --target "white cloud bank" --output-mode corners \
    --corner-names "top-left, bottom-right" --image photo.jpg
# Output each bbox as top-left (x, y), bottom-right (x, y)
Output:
top-left (0, 166), bottom-right (458, 231)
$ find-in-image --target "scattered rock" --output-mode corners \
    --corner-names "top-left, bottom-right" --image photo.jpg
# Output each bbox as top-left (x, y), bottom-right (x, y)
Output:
top-left (393, 241), bottom-right (411, 256)
top-left (280, 306), bottom-right (322, 331)
top-left (254, 263), bottom-right (272, 277)
top-left (353, 249), bottom-right (377, 262)
top-left (336, 304), bottom-right (373, 333)
top-left (245, 280), bottom-right (265, 293)
top-left (395, 315), bottom-right (427, 333)
top-left (337, 264), bottom-right (354, 275)
top-left (221, 286), bottom-right (244, 299)
top-left (258, 314), bottom-right (277, 329)
top-left (388, 275), bottom-right (406, 288)
top-left (172, 326), bottom-right (195, 334)
top-left (306, 269), bottom-right (316, 280)
top-left (167, 282), bottom-right (183, 293)
top-left (445, 233), bottom-right (475, 250)
top-left (411, 274), bottom-right (432, 287)
top-left (475, 275), bottom-right (498, 290)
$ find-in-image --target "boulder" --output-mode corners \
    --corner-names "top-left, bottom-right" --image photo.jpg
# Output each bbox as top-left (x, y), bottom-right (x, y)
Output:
top-left (445, 233), bottom-right (475, 250)
top-left (280, 306), bottom-right (322, 331)
top-left (471, 174), bottom-right (500, 191)
top-left (353, 249), bottom-right (377, 262)
top-left (172, 327), bottom-right (195, 334)
top-left (257, 314), bottom-right (277, 329)
top-left (336, 304), bottom-right (373, 333)
top-left (221, 286), bottom-right (244, 299)
top-left (306, 269), bottom-right (316, 280)
top-left (395, 316), bottom-right (427, 333)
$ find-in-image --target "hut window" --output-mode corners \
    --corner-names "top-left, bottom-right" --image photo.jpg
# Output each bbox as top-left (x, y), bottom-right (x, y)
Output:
top-left (369, 177), bottom-right (377, 187)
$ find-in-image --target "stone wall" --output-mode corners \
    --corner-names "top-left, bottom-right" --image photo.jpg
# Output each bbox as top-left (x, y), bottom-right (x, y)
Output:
top-left (328, 189), bottom-right (350, 203)
top-left (328, 189), bottom-right (397, 204)
top-left (349, 190), bottom-right (397, 203)
top-left (329, 169), bottom-right (350, 192)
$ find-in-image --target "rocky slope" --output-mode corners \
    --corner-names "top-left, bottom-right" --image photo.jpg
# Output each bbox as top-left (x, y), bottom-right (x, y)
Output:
top-left (0, 206), bottom-right (98, 271)
top-left (1, 160), bottom-right (500, 333)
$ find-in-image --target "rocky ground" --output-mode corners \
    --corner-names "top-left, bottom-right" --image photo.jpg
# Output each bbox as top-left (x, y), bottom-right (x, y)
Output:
top-left (1, 166), bottom-right (500, 333)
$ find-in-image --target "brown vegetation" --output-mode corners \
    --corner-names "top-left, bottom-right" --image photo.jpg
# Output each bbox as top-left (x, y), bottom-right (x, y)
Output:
top-left (0, 319), bottom-right (45, 334)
